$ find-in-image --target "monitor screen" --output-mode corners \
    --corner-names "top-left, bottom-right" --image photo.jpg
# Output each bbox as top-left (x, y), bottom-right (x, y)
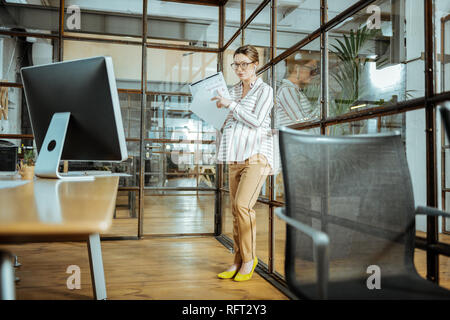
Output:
top-left (21, 56), bottom-right (127, 162)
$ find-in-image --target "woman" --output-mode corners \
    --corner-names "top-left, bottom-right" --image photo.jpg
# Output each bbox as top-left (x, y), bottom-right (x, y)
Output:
top-left (211, 45), bottom-right (275, 282)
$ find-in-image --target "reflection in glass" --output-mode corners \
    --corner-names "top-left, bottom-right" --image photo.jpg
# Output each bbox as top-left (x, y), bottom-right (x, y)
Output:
top-left (276, 0), bottom-right (320, 51)
top-left (223, 32), bottom-right (242, 86)
top-left (437, 1), bottom-right (450, 94)
top-left (225, 0), bottom-right (241, 45)
top-left (144, 93), bottom-right (217, 189)
top-left (63, 0), bottom-right (143, 37)
top-left (63, 41), bottom-right (142, 89)
top-left (146, 49), bottom-right (217, 93)
top-left (147, 0), bottom-right (218, 48)
top-left (1, 1), bottom-right (60, 34)
top-left (245, 3), bottom-right (270, 67)
top-left (143, 191), bottom-right (215, 234)
top-left (328, 0), bottom-right (423, 118)
top-left (275, 50), bottom-right (320, 128)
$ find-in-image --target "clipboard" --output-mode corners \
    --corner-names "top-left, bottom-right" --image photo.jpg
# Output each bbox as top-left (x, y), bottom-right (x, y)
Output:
top-left (189, 72), bottom-right (231, 130)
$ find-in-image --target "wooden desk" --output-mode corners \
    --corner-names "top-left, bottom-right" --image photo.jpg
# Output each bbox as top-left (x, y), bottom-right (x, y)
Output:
top-left (0, 176), bottom-right (119, 300)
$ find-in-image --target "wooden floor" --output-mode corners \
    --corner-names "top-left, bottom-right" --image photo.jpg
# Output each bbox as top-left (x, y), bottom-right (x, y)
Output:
top-left (105, 187), bottom-right (450, 291)
top-left (4, 176), bottom-right (448, 299)
top-left (0, 237), bottom-right (288, 300)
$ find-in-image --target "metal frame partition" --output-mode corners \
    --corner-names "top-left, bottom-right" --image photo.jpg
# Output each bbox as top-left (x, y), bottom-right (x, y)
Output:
top-left (0, 0), bottom-right (222, 240)
top-left (1, 0), bottom-right (450, 294)
top-left (215, 0), bottom-right (450, 290)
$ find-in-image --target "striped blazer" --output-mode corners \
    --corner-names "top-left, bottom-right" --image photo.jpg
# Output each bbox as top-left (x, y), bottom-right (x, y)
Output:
top-left (275, 78), bottom-right (317, 128)
top-left (217, 77), bottom-right (277, 174)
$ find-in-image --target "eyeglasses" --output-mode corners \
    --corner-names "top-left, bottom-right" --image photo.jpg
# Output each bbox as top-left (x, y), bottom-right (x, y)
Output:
top-left (231, 61), bottom-right (254, 70)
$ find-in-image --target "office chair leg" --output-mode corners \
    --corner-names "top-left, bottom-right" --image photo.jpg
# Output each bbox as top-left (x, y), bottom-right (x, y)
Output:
top-left (0, 251), bottom-right (15, 300)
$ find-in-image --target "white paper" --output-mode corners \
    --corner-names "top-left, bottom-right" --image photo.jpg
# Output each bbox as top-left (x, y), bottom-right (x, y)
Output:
top-left (189, 72), bottom-right (231, 130)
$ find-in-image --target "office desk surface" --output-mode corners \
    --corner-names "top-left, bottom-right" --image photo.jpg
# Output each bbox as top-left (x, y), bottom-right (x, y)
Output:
top-left (0, 176), bottom-right (119, 237)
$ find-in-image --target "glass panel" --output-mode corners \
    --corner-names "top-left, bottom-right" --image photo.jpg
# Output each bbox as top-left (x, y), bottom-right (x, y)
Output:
top-left (274, 208), bottom-right (286, 278)
top-left (68, 141), bottom-right (140, 188)
top-left (326, 109), bottom-right (428, 235)
top-left (274, 39), bottom-right (321, 128)
top-left (225, 0), bottom-right (241, 45)
top-left (0, 87), bottom-right (25, 136)
top-left (414, 248), bottom-right (450, 290)
top-left (444, 193), bottom-right (450, 235)
top-left (245, 0), bottom-right (264, 21)
top-left (439, 100), bottom-right (450, 235)
top-left (222, 191), bottom-right (233, 239)
top-left (2, 37), bottom-right (58, 82)
top-left (64, 0), bottom-right (142, 14)
top-left (328, 0), bottom-right (361, 20)
top-left (439, 254), bottom-right (450, 289)
top-left (436, 0), bottom-right (450, 93)
top-left (146, 48), bottom-right (217, 93)
top-left (244, 2), bottom-right (270, 66)
top-left (63, 40), bottom-right (142, 89)
top-left (1, 1), bottom-right (60, 35)
top-left (145, 93), bottom-right (217, 189)
top-left (223, 163), bottom-right (229, 189)
top-left (255, 202), bottom-right (269, 265)
top-left (120, 92), bottom-right (141, 139)
top-left (328, 0), bottom-right (424, 118)
top-left (223, 32), bottom-right (242, 85)
top-left (276, 0), bottom-right (320, 52)
top-left (64, 32), bottom-right (142, 43)
top-left (63, 0), bottom-right (143, 37)
top-left (440, 228), bottom-right (450, 243)
top-left (274, 127), bottom-right (321, 204)
top-left (143, 190), bottom-right (215, 234)
top-left (274, 171), bottom-right (285, 202)
top-left (102, 190), bottom-right (138, 237)
top-left (147, 0), bottom-right (219, 48)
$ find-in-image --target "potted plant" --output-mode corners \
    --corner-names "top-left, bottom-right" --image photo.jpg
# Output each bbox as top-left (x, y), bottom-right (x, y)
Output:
top-left (19, 147), bottom-right (36, 180)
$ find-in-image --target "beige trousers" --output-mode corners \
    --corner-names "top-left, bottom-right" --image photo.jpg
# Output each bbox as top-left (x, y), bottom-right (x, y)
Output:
top-left (229, 153), bottom-right (270, 264)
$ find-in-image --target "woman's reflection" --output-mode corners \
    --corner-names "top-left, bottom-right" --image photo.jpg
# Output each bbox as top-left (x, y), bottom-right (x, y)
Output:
top-left (276, 51), bottom-right (320, 128)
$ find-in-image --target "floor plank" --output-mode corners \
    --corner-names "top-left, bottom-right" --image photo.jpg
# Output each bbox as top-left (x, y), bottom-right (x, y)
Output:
top-left (0, 237), bottom-right (289, 300)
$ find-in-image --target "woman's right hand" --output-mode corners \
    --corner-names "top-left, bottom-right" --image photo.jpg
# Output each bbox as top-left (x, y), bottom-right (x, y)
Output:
top-left (211, 91), bottom-right (232, 109)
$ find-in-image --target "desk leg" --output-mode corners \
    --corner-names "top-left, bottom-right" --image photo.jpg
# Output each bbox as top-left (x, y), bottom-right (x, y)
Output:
top-left (87, 233), bottom-right (107, 300)
top-left (0, 251), bottom-right (15, 300)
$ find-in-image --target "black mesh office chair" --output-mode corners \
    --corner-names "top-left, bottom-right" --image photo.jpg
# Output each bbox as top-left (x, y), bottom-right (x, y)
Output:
top-left (275, 127), bottom-right (450, 299)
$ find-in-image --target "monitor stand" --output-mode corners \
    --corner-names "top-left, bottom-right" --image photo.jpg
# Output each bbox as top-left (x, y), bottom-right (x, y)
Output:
top-left (35, 112), bottom-right (95, 181)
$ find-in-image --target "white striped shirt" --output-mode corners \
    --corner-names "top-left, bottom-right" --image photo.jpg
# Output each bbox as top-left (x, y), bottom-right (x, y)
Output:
top-left (216, 77), bottom-right (276, 174)
top-left (275, 79), bottom-right (318, 128)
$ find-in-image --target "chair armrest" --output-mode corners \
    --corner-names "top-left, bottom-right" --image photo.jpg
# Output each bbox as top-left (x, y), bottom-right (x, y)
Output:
top-left (416, 206), bottom-right (450, 218)
top-left (274, 207), bottom-right (330, 299)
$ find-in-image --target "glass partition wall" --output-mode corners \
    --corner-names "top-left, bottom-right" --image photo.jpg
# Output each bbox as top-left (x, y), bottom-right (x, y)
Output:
top-left (218, 0), bottom-right (450, 290)
top-left (1, 0), bottom-right (449, 292)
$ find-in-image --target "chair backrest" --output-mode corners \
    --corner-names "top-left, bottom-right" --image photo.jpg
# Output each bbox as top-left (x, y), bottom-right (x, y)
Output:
top-left (279, 127), bottom-right (416, 298)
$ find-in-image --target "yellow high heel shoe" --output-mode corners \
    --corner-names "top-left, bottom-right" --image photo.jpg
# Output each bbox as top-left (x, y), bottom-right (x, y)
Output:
top-left (233, 257), bottom-right (258, 282)
top-left (217, 269), bottom-right (238, 279)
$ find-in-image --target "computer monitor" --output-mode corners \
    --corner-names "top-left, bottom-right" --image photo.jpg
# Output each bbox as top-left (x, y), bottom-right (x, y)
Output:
top-left (21, 56), bottom-right (127, 180)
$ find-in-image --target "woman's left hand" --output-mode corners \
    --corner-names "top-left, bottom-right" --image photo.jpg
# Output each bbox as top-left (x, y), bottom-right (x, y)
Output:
top-left (211, 92), bottom-right (232, 109)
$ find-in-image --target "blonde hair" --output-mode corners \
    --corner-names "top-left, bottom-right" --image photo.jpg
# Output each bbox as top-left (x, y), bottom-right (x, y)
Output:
top-left (233, 45), bottom-right (259, 64)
